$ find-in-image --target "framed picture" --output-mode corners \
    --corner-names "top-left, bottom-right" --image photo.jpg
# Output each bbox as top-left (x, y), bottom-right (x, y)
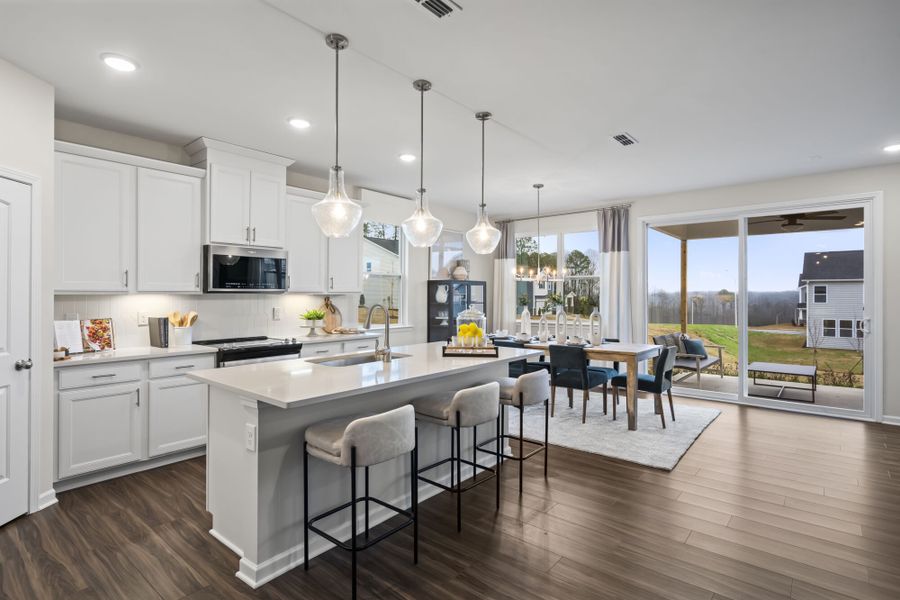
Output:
top-left (429, 229), bottom-right (464, 279)
top-left (81, 318), bottom-right (115, 352)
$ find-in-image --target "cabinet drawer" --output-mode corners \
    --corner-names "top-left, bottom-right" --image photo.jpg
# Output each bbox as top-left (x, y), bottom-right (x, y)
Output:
top-left (149, 355), bottom-right (216, 379)
top-left (343, 338), bottom-right (377, 353)
top-left (58, 362), bottom-right (143, 390)
top-left (300, 342), bottom-right (344, 358)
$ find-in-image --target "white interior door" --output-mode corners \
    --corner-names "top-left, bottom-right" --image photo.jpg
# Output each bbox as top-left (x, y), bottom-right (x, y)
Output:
top-left (0, 177), bottom-right (31, 526)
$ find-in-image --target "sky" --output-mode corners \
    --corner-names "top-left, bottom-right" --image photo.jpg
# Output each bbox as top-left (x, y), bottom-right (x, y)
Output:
top-left (648, 227), bottom-right (865, 292)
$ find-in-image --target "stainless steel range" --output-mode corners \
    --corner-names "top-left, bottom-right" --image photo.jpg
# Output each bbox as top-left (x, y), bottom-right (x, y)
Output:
top-left (194, 336), bottom-right (303, 367)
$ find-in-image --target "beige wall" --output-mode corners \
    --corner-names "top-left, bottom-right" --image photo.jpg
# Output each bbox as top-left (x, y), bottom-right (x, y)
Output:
top-left (0, 58), bottom-right (55, 500)
top-left (626, 162), bottom-right (900, 419)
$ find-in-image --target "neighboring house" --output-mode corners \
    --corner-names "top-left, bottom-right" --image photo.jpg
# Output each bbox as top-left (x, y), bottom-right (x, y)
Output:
top-left (796, 250), bottom-right (864, 349)
top-left (362, 236), bottom-right (401, 308)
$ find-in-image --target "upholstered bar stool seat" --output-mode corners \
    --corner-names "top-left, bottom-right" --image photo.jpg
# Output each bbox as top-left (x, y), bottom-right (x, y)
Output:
top-left (412, 381), bottom-right (501, 532)
top-left (478, 370), bottom-right (551, 495)
top-left (303, 405), bottom-right (418, 600)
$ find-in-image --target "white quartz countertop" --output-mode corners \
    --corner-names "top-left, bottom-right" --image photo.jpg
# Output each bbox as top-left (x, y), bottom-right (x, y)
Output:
top-left (188, 341), bottom-right (540, 409)
top-left (54, 344), bottom-right (218, 368)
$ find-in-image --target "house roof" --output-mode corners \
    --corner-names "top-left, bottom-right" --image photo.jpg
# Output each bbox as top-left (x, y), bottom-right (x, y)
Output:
top-left (798, 250), bottom-right (863, 285)
top-left (365, 236), bottom-right (400, 256)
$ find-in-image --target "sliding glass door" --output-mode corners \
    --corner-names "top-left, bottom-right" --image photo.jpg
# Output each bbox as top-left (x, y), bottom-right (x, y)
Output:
top-left (642, 196), bottom-right (879, 419)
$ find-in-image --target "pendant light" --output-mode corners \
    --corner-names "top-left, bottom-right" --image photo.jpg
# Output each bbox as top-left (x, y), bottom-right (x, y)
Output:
top-left (466, 112), bottom-right (502, 254)
top-left (401, 79), bottom-right (443, 247)
top-left (312, 33), bottom-right (363, 238)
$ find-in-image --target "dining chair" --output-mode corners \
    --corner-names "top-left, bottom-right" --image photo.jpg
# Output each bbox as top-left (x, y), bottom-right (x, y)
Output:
top-left (548, 345), bottom-right (609, 423)
top-left (610, 345), bottom-right (677, 428)
top-left (588, 338), bottom-right (621, 416)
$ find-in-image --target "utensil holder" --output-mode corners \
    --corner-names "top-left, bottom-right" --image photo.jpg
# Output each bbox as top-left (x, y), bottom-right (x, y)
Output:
top-left (171, 326), bottom-right (193, 347)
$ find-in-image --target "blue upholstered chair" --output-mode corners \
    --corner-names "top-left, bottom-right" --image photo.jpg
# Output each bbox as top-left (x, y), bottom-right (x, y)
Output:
top-left (587, 337), bottom-right (623, 380)
top-left (610, 345), bottom-right (677, 428)
top-left (493, 338), bottom-right (550, 378)
top-left (549, 345), bottom-right (609, 424)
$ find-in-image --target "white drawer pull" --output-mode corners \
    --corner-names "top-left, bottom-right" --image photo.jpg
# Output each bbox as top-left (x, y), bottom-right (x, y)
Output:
top-left (357, 345), bottom-right (368, 349)
top-left (316, 349), bottom-right (329, 354)
top-left (174, 364), bottom-right (195, 370)
top-left (91, 374), bottom-right (116, 379)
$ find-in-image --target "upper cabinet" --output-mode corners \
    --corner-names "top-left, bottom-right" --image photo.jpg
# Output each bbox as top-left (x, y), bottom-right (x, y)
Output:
top-left (136, 168), bottom-right (202, 292)
top-left (185, 137), bottom-right (292, 249)
top-left (328, 232), bottom-right (363, 293)
top-left (55, 152), bottom-right (136, 292)
top-left (54, 142), bottom-right (206, 294)
top-left (285, 188), bottom-right (326, 293)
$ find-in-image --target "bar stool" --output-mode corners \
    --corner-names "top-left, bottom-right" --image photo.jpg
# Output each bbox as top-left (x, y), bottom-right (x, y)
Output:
top-left (303, 405), bottom-right (418, 600)
top-left (476, 369), bottom-right (550, 496)
top-left (412, 381), bottom-right (500, 532)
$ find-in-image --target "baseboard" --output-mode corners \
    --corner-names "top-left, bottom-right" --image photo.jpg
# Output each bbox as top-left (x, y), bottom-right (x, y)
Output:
top-left (881, 415), bottom-right (900, 426)
top-left (36, 488), bottom-right (58, 511)
top-left (54, 447), bottom-right (206, 493)
top-left (232, 452), bottom-right (499, 589)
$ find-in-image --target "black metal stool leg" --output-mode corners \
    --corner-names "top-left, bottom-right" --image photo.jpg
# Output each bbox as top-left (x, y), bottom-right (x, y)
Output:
top-left (364, 466), bottom-right (370, 538)
top-left (350, 447), bottom-right (358, 600)
top-left (303, 441), bottom-right (309, 571)
top-left (544, 398), bottom-right (549, 478)
top-left (518, 393), bottom-right (525, 496)
top-left (449, 427), bottom-right (455, 490)
top-left (455, 410), bottom-right (462, 532)
top-left (495, 411), bottom-right (501, 509)
top-left (412, 427), bottom-right (418, 565)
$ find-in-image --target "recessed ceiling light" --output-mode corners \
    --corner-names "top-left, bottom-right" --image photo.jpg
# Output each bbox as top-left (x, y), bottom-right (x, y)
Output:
top-left (288, 117), bottom-right (311, 130)
top-left (399, 154), bottom-right (416, 162)
top-left (884, 144), bottom-right (900, 153)
top-left (101, 53), bottom-right (138, 72)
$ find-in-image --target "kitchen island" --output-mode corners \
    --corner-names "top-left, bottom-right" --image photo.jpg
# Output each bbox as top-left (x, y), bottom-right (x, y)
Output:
top-left (188, 341), bottom-right (539, 588)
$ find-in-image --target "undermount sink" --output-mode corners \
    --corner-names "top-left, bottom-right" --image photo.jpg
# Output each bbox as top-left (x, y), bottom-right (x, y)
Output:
top-left (307, 352), bottom-right (411, 367)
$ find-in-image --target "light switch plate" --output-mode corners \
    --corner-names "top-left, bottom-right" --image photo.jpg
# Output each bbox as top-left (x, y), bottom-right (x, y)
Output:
top-left (137, 311), bottom-right (149, 327)
top-left (245, 423), bottom-right (257, 452)
top-left (272, 307), bottom-right (282, 321)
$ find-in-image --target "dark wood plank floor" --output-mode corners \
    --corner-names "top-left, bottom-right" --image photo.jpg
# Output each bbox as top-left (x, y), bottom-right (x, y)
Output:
top-left (3, 397), bottom-right (900, 599)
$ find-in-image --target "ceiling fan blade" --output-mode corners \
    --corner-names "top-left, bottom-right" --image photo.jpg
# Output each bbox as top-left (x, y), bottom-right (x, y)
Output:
top-left (750, 218), bottom-right (785, 224)
top-left (802, 215), bottom-right (846, 220)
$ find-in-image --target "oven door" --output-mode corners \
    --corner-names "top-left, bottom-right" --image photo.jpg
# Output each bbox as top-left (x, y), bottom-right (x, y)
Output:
top-left (205, 245), bottom-right (287, 292)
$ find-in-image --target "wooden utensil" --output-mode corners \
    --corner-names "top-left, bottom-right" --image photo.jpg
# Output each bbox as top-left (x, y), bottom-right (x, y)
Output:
top-left (168, 311), bottom-right (181, 327)
top-left (186, 311), bottom-right (198, 327)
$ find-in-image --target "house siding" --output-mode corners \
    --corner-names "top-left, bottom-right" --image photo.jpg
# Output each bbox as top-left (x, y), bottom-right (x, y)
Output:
top-left (804, 280), bottom-right (864, 350)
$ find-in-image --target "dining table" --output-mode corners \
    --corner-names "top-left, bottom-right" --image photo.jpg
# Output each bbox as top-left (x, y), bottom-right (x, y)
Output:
top-left (523, 341), bottom-right (662, 430)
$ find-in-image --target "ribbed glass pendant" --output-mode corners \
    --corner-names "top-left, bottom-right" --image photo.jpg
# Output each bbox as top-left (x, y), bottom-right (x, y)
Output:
top-left (312, 166), bottom-right (362, 238)
top-left (402, 188), bottom-right (443, 247)
top-left (466, 205), bottom-right (501, 254)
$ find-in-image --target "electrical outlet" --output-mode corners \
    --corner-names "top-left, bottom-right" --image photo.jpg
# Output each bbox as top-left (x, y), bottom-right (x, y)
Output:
top-left (245, 423), bottom-right (257, 452)
top-left (137, 311), bottom-right (149, 326)
top-left (272, 307), bottom-right (282, 321)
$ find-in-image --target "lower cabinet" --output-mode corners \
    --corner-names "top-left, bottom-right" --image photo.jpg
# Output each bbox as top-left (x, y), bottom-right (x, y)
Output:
top-left (58, 382), bottom-right (142, 479)
top-left (148, 377), bottom-right (208, 457)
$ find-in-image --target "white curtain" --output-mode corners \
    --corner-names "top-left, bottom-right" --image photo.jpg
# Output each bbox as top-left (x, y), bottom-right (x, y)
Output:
top-left (597, 206), bottom-right (632, 342)
top-left (492, 221), bottom-right (516, 333)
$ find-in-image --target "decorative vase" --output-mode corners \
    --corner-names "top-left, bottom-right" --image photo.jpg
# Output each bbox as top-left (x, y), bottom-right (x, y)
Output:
top-left (452, 265), bottom-right (468, 280)
top-left (519, 306), bottom-right (531, 335)
top-left (435, 284), bottom-right (449, 303)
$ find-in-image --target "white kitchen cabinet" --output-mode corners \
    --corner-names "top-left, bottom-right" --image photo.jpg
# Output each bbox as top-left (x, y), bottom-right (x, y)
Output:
top-left (249, 171), bottom-right (285, 248)
top-left (343, 338), bottom-right (378, 353)
top-left (285, 189), bottom-right (326, 293)
top-left (55, 153), bottom-right (135, 292)
top-left (137, 168), bottom-right (203, 292)
top-left (147, 377), bottom-right (208, 457)
top-left (57, 381), bottom-right (143, 478)
top-left (209, 162), bottom-right (252, 245)
top-left (327, 229), bottom-right (363, 293)
top-left (300, 342), bottom-right (344, 358)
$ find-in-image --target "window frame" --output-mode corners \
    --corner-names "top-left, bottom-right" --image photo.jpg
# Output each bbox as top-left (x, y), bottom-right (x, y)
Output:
top-left (838, 319), bottom-right (854, 338)
top-left (856, 319), bottom-right (865, 338)
top-left (822, 319), bottom-right (836, 337)
top-left (813, 284), bottom-right (828, 303)
top-left (360, 221), bottom-right (408, 328)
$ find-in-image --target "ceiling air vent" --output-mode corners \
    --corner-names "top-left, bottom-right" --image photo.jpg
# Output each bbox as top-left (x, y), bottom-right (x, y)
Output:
top-left (413, 0), bottom-right (461, 18)
top-left (612, 133), bottom-right (638, 146)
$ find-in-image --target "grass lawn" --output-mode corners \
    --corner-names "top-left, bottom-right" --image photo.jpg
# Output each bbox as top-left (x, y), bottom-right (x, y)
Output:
top-left (648, 323), bottom-right (863, 376)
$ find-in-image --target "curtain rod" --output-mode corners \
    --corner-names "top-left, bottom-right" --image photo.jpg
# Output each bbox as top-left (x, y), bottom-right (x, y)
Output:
top-left (498, 202), bottom-right (632, 224)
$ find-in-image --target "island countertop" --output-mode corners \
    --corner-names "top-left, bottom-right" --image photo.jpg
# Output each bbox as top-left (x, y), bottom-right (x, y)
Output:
top-left (188, 341), bottom-right (539, 409)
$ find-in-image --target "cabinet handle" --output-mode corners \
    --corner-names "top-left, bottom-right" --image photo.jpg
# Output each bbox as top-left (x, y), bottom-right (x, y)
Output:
top-left (124, 269), bottom-right (129, 288)
top-left (174, 364), bottom-right (195, 370)
top-left (287, 274), bottom-right (291, 289)
top-left (315, 349), bottom-right (329, 354)
top-left (195, 272), bottom-right (200, 288)
top-left (91, 374), bottom-right (116, 379)
top-left (330, 277), bottom-right (334, 289)
top-left (246, 226), bottom-right (251, 243)
top-left (136, 388), bottom-right (141, 407)
top-left (357, 345), bottom-right (368, 349)
top-left (252, 227), bottom-right (256, 242)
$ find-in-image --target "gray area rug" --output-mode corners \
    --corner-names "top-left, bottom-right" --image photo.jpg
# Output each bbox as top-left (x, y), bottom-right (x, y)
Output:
top-left (505, 394), bottom-right (720, 471)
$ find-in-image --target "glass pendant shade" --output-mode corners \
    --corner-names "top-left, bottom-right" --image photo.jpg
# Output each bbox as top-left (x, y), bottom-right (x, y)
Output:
top-left (402, 189), bottom-right (443, 247)
top-left (312, 166), bottom-right (362, 238)
top-left (466, 205), bottom-right (502, 254)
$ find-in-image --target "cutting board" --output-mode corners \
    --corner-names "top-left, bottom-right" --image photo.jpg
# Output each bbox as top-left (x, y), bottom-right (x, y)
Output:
top-left (321, 297), bottom-right (342, 333)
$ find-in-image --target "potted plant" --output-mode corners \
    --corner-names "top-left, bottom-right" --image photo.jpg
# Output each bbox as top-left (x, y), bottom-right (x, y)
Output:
top-left (300, 309), bottom-right (326, 336)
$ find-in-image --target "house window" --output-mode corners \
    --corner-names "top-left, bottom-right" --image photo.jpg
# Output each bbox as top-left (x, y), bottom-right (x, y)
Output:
top-left (360, 221), bottom-right (404, 325)
top-left (813, 285), bottom-right (827, 303)
top-left (856, 320), bottom-right (865, 338)
top-left (839, 319), bottom-right (854, 337)
top-left (822, 319), bottom-right (836, 337)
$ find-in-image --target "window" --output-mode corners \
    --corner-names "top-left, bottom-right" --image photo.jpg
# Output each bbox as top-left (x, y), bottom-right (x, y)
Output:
top-left (856, 320), bottom-right (865, 338)
top-left (515, 232), bottom-right (559, 315)
top-left (823, 319), bottom-right (836, 337)
top-left (360, 221), bottom-right (404, 325)
top-left (839, 319), bottom-right (854, 337)
top-left (562, 230), bottom-right (600, 317)
top-left (813, 285), bottom-right (827, 303)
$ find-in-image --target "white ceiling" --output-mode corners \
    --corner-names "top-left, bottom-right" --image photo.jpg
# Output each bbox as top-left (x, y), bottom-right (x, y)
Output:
top-left (2, 0), bottom-right (899, 219)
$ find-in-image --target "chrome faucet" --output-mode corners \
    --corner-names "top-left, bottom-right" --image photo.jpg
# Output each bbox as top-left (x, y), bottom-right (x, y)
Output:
top-left (363, 304), bottom-right (392, 362)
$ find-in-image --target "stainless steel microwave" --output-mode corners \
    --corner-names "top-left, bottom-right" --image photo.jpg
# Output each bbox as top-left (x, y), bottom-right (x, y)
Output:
top-left (204, 245), bottom-right (287, 293)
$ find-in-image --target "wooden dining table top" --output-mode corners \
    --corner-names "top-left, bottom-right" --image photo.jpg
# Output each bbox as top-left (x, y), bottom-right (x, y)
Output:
top-left (523, 340), bottom-right (661, 359)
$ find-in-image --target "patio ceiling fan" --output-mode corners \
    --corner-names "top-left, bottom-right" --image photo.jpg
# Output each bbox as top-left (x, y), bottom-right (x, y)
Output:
top-left (753, 211), bottom-right (846, 232)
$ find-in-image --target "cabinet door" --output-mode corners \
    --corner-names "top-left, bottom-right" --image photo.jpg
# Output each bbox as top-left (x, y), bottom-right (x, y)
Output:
top-left (209, 163), bottom-right (251, 245)
top-left (327, 230), bottom-right (362, 293)
top-left (137, 168), bottom-right (202, 292)
top-left (58, 382), bottom-right (142, 478)
top-left (147, 377), bottom-right (207, 457)
top-left (55, 153), bottom-right (135, 292)
top-left (249, 171), bottom-right (285, 248)
top-left (285, 194), bottom-right (326, 292)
